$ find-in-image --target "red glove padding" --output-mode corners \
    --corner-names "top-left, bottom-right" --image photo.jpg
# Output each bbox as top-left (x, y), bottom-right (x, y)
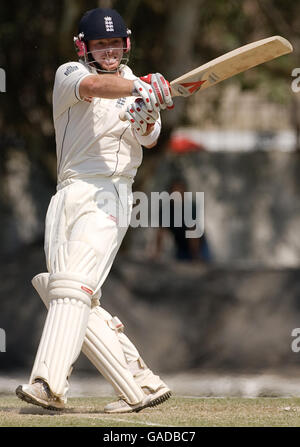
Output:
top-left (132, 73), bottom-right (174, 112)
top-left (124, 98), bottom-right (159, 135)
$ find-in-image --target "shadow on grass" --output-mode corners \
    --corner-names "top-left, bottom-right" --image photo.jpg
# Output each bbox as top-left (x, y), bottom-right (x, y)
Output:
top-left (17, 405), bottom-right (107, 416)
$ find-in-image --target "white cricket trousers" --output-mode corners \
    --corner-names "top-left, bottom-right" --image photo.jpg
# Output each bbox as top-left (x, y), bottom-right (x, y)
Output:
top-left (30, 175), bottom-right (135, 396)
top-left (44, 175), bottom-right (133, 295)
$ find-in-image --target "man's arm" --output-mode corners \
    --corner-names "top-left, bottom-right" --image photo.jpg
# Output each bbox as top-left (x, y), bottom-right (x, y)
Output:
top-left (79, 75), bottom-right (158, 147)
top-left (79, 74), bottom-right (134, 100)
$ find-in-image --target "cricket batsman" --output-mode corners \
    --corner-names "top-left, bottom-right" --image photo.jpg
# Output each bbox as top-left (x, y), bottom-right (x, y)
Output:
top-left (16, 7), bottom-right (173, 413)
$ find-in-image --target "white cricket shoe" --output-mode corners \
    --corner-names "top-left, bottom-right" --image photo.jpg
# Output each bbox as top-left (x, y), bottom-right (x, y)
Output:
top-left (134, 366), bottom-right (172, 408)
top-left (104, 393), bottom-right (152, 414)
top-left (104, 381), bottom-right (171, 414)
top-left (15, 379), bottom-right (65, 411)
top-left (142, 381), bottom-right (172, 407)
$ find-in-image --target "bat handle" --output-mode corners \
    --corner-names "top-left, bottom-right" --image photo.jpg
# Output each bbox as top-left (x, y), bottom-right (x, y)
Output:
top-left (119, 108), bottom-right (127, 121)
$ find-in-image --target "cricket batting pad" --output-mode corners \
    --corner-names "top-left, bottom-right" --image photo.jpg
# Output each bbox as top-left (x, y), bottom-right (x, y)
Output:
top-left (32, 274), bottom-right (145, 405)
top-left (30, 241), bottom-right (98, 397)
top-left (83, 306), bottom-right (145, 405)
top-left (93, 309), bottom-right (166, 395)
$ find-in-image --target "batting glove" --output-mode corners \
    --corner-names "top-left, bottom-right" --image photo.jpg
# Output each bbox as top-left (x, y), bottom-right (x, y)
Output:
top-left (132, 73), bottom-right (174, 112)
top-left (124, 98), bottom-right (159, 135)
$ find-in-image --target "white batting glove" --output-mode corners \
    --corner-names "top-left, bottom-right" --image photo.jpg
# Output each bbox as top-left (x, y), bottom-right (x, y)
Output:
top-left (124, 98), bottom-right (159, 135)
top-left (132, 73), bottom-right (174, 112)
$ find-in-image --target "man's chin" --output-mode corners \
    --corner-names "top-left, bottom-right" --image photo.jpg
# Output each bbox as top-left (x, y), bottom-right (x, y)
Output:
top-left (98, 61), bottom-right (120, 72)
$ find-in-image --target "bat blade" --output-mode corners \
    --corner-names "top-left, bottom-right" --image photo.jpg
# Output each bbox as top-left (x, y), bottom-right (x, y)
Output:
top-left (170, 35), bottom-right (293, 97)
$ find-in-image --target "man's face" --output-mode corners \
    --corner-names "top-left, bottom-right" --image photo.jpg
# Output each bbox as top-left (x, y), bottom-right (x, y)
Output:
top-left (88, 37), bottom-right (124, 72)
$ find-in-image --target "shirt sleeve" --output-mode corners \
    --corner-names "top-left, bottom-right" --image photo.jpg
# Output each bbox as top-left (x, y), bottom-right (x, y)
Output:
top-left (52, 62), bottom-right (93, 119)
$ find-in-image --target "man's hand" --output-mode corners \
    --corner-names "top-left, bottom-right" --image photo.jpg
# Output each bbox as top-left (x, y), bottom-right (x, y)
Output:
top-left (124, 98), bottom-right (159, 135)
top-left (132, 73), bottom-right (174, 112)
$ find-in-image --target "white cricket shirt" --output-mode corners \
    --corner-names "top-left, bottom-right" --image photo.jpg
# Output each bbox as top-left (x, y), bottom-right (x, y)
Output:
top-left (52, 61), bottom-right (146, 185)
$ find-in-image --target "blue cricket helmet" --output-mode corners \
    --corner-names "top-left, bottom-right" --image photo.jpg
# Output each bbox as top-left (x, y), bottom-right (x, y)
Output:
top-left (78, 8), bottom-right (131, 51)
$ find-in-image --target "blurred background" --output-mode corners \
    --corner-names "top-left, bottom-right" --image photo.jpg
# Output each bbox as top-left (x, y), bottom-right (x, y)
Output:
top-left (1, 0), bottom-right (300, 397)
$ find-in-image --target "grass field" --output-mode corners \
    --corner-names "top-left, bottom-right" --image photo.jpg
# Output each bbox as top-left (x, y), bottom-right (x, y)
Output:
top-left (1, 394), bottom-right (300, 427)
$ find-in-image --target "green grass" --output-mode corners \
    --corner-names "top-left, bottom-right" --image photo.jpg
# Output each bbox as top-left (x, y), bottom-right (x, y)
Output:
top-left (1, 394), bottom-right (300, 427)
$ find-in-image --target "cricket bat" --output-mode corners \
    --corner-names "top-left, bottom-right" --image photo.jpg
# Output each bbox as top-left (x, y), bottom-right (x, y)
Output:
top-left (120, 35), bottom-right (292, 120)
top-left (169, 35), bottom-right (292, 97)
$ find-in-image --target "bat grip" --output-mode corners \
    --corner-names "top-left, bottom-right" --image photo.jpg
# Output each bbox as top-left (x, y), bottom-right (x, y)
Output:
top-left (119, 109), bottom-right (127, 121)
